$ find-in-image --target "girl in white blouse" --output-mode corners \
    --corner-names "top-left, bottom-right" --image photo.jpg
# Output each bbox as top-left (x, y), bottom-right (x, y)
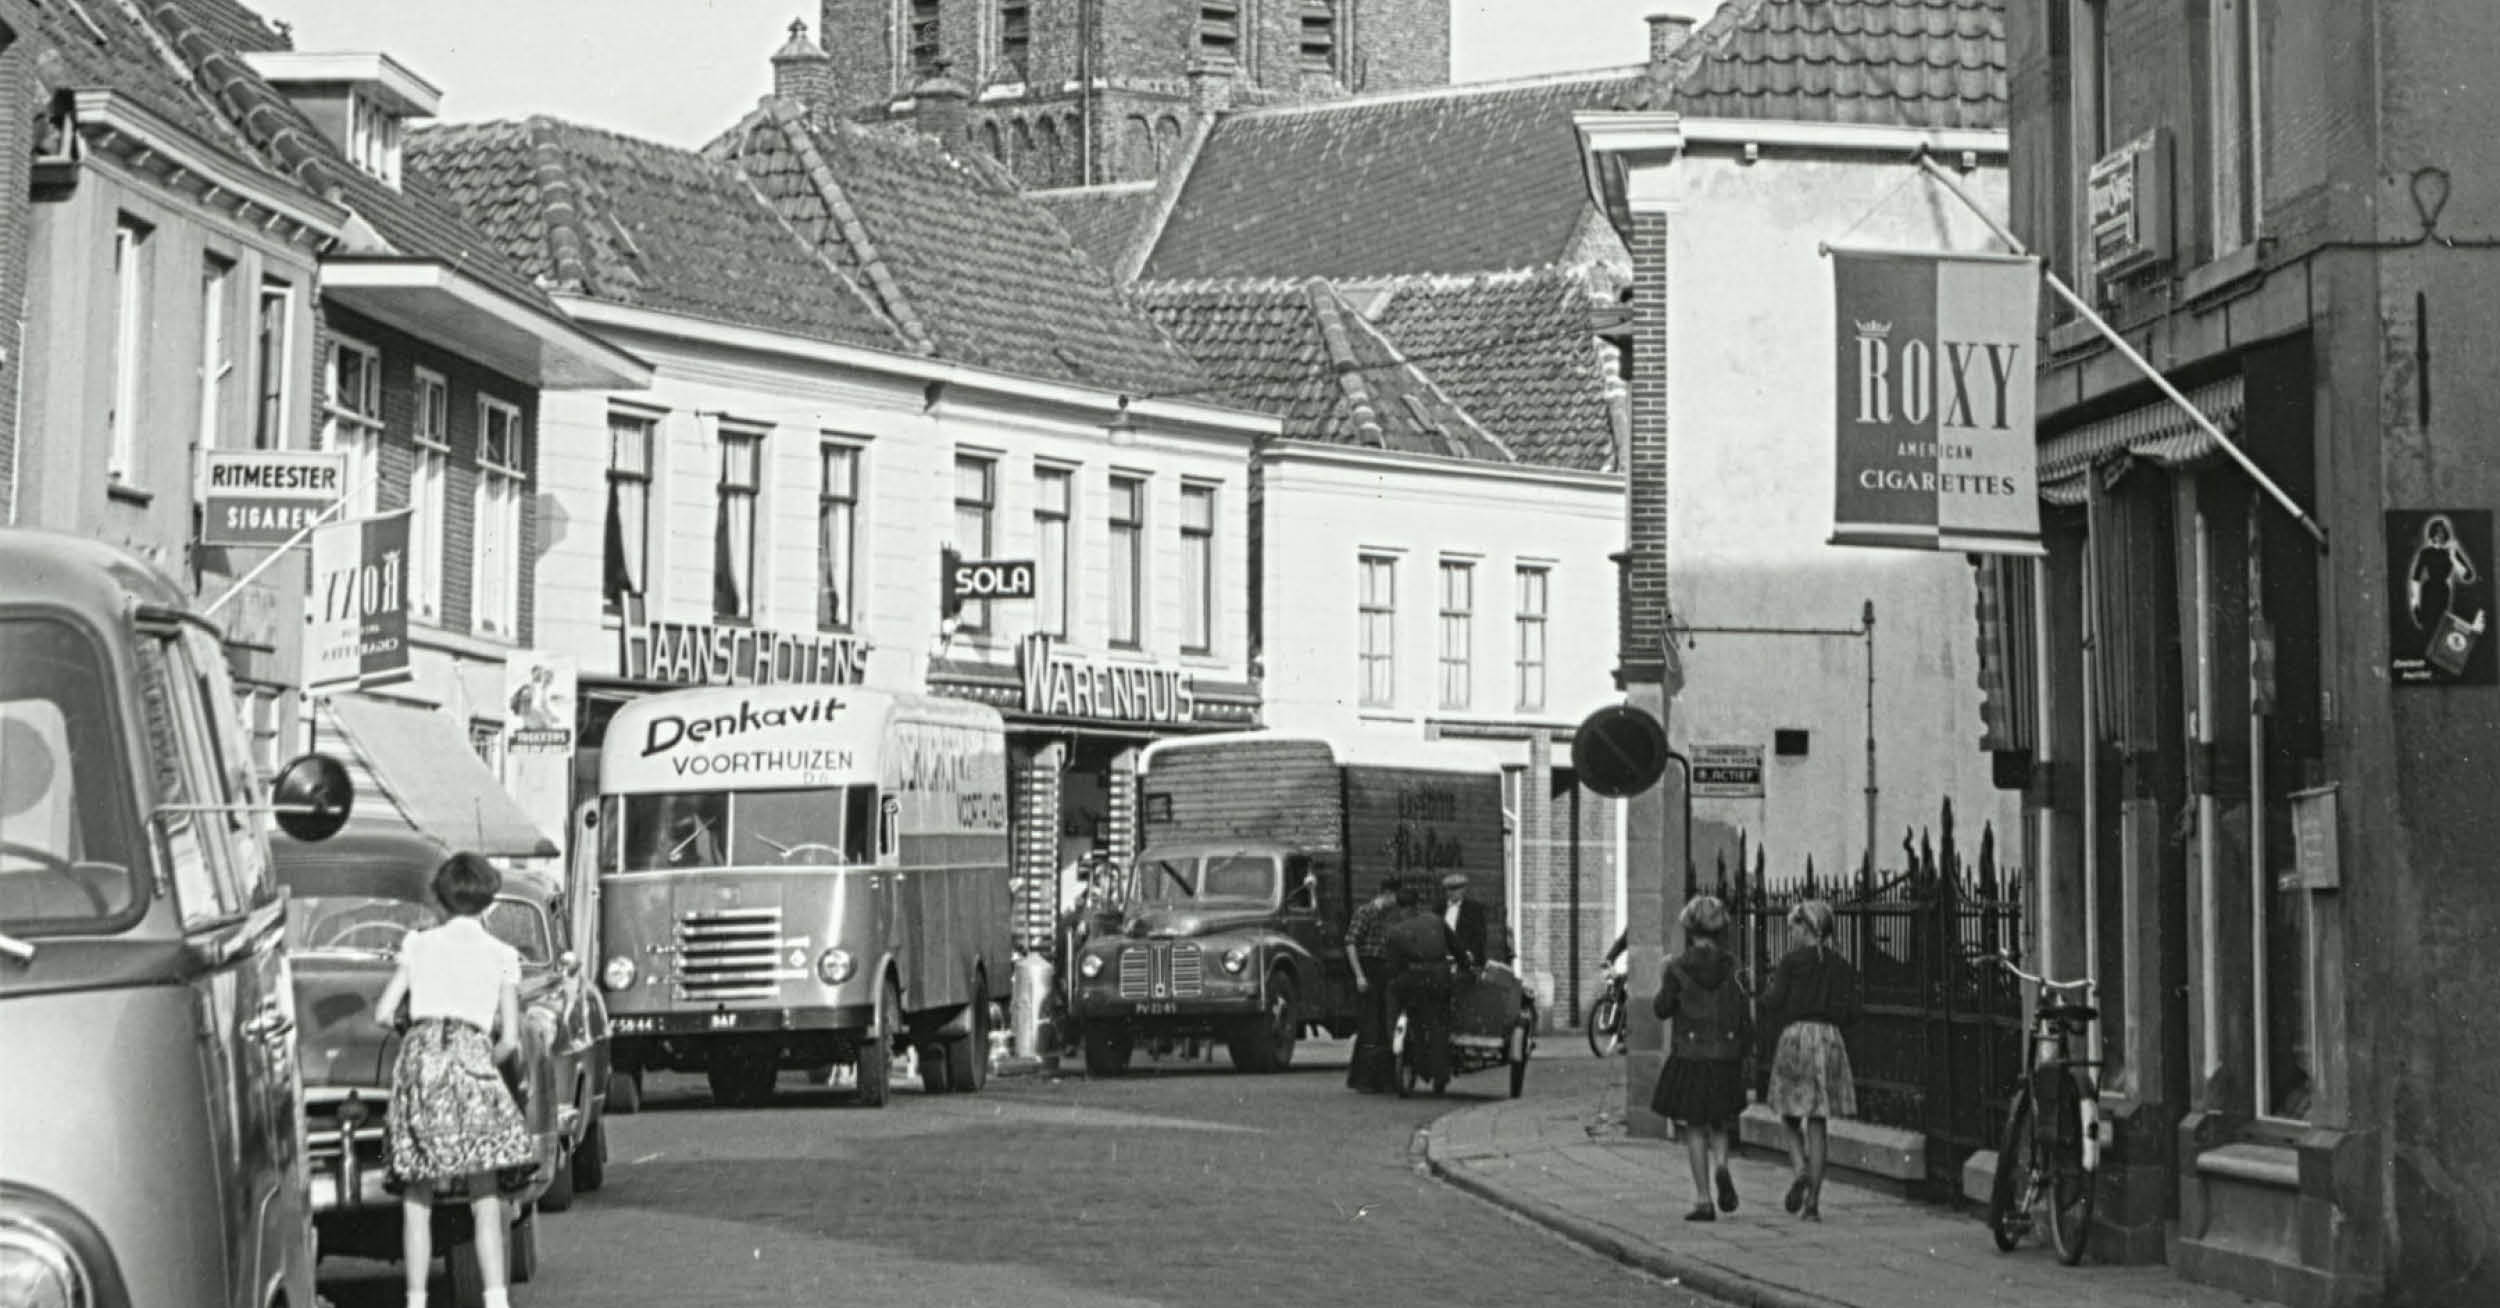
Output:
top-left (374, 852), bottom-right (534, 1308)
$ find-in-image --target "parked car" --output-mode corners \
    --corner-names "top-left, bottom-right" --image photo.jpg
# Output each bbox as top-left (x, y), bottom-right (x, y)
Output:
top-left (0, 529), bottom-right (353, 1308)
top-left (272, 823), bottom-right (606, 1298)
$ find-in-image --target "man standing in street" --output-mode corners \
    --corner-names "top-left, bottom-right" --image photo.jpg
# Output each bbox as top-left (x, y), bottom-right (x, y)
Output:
top-left (1441, 871), bottom-right (1490, 971)
top-left (1343, 880), bottom-right (1399, 1093)
top-left (1385, 878), bottom-right (1460, 1086)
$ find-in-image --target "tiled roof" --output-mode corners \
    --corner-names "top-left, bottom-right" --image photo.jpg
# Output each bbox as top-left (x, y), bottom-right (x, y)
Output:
top-left (178, 0), bottom-right (290, 52)
top-left (1137, 68), bottom-right (1647, 282)
top-left (143, 0), bottom-right (570, 317)
top-left (409, 118), bottom-right (905, 350)
top-left (1617, 0), bottom-right (2007, 129)
top-left (25, 0), bottom-right (276, 178)
top-left (1030, 183), bottom-right (1159, 278)
top-left (1367, 266), bottom-right (1621, 472)
top-left (713, 99), bottom-right (1209, 396)
top-left (1136, 278), bottom-right (1510, 462)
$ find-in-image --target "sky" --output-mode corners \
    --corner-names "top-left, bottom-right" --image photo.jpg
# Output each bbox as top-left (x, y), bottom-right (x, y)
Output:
top-left (258, 0), bottom-right (1721, 149)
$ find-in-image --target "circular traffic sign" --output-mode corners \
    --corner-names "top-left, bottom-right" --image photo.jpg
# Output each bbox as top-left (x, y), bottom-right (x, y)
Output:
top-left (1572, 703), bottom-right (1670, 799)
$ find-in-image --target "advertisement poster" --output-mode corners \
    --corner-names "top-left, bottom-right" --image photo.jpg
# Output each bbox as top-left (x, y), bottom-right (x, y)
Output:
top-left (306, 510), bottom-right (411, 693)
top-left (501, 653), bottom-right (578, 844)
top-left (2386, 509), bottom-right (2495, 686)
top-left (1830, 247), bottom-right (2043, 555)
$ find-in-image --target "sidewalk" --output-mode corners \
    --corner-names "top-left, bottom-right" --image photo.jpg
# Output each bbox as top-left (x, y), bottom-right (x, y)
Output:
top-left (1418, 1073), bottom-right (2272, 1308)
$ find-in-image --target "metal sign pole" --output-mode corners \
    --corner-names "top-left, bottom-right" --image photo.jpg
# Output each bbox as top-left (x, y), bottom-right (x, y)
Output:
top-left (1910, 153), bottom-right (2330, 552)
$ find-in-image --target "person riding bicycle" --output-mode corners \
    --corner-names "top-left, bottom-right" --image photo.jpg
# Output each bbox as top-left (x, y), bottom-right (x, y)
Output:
top-left (1382, 877), bottom-right (1460, 1084)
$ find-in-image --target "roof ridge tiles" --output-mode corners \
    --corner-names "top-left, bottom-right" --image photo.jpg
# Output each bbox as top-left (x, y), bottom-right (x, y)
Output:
top-left (1302, 280), bottom-right (1387, 449)
top-left (1228, 63), bottom-right (1649, 121)
top-left (1333, 304), bottom-right (1516, 463)
top-left (759, 97), bottom-right (939, 356)
top-left (522, 116), bottom-right (596, 295)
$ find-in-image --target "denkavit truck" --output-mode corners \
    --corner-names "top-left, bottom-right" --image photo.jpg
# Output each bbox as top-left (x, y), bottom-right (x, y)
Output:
top-left (1065, 730), bottom-right (1510, 1075)
top-left (589, 686), bottom-right (1011, 1107)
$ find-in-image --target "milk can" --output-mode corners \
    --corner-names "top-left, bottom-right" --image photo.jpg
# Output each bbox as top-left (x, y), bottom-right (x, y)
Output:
top-left (1012, 949), bottom-right (1055, 1059)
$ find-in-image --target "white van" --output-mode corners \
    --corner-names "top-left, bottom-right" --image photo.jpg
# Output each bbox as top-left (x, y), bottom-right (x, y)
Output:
top-left (588, 686), bottom-right (1010, 1108)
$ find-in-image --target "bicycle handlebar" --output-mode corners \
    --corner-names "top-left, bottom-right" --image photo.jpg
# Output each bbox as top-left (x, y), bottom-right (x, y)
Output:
top-left (1973, 949), bottom-right (2094, 995)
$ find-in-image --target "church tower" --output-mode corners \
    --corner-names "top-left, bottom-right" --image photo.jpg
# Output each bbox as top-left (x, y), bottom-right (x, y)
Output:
top-left (808, 0), bottom-right (1452, 188)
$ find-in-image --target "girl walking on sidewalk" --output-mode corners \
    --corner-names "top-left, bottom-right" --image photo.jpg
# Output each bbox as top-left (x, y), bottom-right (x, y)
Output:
top-left (374, 852), bottom-right (537, 1308)
top-left (1650, 895), bottom-right (1752, 1222)
top-left (1763, 898), bottom-right (1862, 1222)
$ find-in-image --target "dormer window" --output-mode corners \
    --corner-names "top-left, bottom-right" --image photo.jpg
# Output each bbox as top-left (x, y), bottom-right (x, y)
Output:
top-left (240, 52), bottom-right (442, 189)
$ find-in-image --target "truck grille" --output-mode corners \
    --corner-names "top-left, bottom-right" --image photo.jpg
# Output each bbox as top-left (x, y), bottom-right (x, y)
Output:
top-left (303, 1087), bottom-right (387, 1171)
top-left (676, 907), bottom-right (792, 1002)
top-left (1114, 943), bottom-right (1206, 1000)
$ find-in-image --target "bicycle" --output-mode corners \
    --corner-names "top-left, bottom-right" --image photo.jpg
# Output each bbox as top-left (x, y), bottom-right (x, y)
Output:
top-left (1585, 967), bottom-right (1628, 1057)
top-left (1978, 950), bottom-right (2102, 1265)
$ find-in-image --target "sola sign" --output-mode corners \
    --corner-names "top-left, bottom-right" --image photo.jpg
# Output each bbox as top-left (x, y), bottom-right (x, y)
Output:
top-left (306, 511), bottom-right (412, 692)
top-left (1830, 248), bottom-right (2043, 556)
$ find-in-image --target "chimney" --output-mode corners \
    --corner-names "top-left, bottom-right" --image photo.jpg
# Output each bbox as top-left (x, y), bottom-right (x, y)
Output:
top-left (912, 58), bottom-right (972, 153)
top-left (1647, 13), bottom-right (1696, 72)
top-left (773, 17), bottom-right (834, 108)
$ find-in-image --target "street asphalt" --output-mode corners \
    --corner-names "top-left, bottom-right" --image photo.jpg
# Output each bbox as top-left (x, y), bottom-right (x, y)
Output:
top-left (315, 1038), bottom-right (1720, 1307)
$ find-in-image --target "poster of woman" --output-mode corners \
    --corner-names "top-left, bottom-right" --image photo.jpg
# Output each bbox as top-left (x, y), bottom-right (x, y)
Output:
top-left (2386, 509), bottom-right (2495, 685)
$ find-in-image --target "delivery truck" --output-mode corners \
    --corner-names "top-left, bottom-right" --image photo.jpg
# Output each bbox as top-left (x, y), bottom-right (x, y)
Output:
top-left (1064, 730), bottom-right (1508, 1075)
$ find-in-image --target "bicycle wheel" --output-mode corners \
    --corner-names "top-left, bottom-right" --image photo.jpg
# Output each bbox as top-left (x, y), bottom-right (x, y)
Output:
top-left (2048, 1080), bottom-right (2096, 1265)
top-left (1987, 1089), bottom-right (2035, 1252)
top-left (1586, 991), bottom-right (1623, 1057)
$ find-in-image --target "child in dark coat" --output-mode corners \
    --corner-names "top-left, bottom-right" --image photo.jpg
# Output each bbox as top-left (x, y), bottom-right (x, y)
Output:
top-left (1651, 894), bottom-right (1751, 1221)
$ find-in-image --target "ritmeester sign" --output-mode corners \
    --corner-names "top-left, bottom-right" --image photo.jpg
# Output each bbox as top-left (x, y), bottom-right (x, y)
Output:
top-left (1018, 634), bottom-right (1195, 725)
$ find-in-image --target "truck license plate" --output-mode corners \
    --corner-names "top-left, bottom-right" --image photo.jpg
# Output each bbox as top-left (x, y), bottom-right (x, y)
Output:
top-left (1135, 1001), bottom-right (1178, 1015)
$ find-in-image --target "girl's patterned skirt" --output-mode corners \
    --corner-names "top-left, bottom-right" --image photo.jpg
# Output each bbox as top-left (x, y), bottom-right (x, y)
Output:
top-left (1767, 1018), bottom-right (1858, 1119)
top-left (387, 1018), bottom-right (537, 1191)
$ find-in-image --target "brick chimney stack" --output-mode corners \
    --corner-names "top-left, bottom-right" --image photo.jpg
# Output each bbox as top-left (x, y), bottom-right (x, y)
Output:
top-left (912, 59), bottom-right (972, 154)
top-left (1646, 13), bottom-right (1696, 72)
top-left (772, 17), bottom-right (834, 108)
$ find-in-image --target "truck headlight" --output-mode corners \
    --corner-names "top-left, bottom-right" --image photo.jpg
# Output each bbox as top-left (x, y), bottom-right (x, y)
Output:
top-left (817, 949), bottom-right (856, 985)
top-left (1078, 954), bottom-right (1105, 979)
top-left (601, 956), bottom-right (636, 992)
top-left (0, 1214), bottom-right (92, 1308)
top-left (1222, 946), bottom-right (1251, 975)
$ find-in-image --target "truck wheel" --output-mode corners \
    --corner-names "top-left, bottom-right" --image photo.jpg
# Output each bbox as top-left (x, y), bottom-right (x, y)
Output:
top-left (1082, 1025), bottom-right (1133, 1077)
top-left (856, 978), bottom-right (900, 1107)
top-left (572, 1115), bottom-right (607, 1192)
top-left (1228, 974), bottom-right (1298, 1073)
top-left (606, 1069), bottom-right (642, 1116)
top-left (946, 989), bottom-right (990, 1092)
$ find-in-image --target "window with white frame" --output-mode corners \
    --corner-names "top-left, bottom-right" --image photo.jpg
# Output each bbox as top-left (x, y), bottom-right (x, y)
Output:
top-left (1181, 483), bottom-right (1215, 654)
top-left (253, 279), bottom-right (291, 450)
top-left (1035, 464), bottom-right (1072, 638)
top-left (715, 427), bottom-right (764, 622)
top-left (1109, 474), bottom-right (1146, 649)
top-left (472, 397), bottom-right (526, 639)
top-left (605, 411), bottom-right (655, 612)
top-left (819, 440), bottom-right (861, 630)
top-left (409, 370), bottom-right (450, 624)
top-left (952, 455), bottom-right (996, 633)
top-left (1438, 560), bottom-right (1474, 711)
top-left (348, 93), bottom-right (405, 187)
top-left (323, 336), bottom-right (384, 518)
top-left (1515, 565), bottom-right (1549, 712)
top-left (1359, 554), bottom-right (1396, 707)
top-left (197, 256), bottom-right (232, 451)
top-left (109, 217), bottom-right (151, 482)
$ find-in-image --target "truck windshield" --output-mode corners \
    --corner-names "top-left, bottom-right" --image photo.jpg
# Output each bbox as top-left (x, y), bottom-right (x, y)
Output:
top-left (1132, 854), bottom-right (1278, 906)
top-left (0, 617), bottom-right (140, 933)
top-left (617, 786), bottom-right (877, 871)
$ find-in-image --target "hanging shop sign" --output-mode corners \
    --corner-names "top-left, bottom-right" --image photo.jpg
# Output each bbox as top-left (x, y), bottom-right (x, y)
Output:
top-left (946, 555), bottom-right (1038, 608)
top-left (1689, 744), bottom-right (1765, 799)
top-left (617, 604), bottom-right (869, 688)
top-left (1830, 247), bottom-right (2043, 556)
top-left (306, 510), bottom-right (412, 693)
top-left (2087, 130), bottom-right (2169, 279)
top-left (199, 449), bottom-right (344, 548)
top-left (1018, 634), bottom-right (1195, 725)
top-left (2385, 509), bottom-right (2495, 686)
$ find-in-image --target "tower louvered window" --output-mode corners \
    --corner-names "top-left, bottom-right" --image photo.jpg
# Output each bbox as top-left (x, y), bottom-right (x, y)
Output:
top-left (910, 0), bottom-right (942, 78)
top-left (1299, 0), bottom-right (1337, 71)
top-left (999, 0), bottom-right (1031, 79)
top-left (1199, 0), bottom-right (1240, 58)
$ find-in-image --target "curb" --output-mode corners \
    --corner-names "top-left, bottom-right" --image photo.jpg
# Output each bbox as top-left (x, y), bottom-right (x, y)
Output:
top-left (1417, 1110), bottom-right (1854, 1308)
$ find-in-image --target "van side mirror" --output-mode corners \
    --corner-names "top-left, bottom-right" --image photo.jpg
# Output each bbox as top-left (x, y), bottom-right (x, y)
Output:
top-left (272, 753), bottom-right (354, 842)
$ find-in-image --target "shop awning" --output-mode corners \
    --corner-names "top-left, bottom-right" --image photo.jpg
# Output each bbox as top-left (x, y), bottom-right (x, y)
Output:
top-left (2038, 377), bottom-right (2246, 506)
top-left (315, 695), bottom-right (557, 859)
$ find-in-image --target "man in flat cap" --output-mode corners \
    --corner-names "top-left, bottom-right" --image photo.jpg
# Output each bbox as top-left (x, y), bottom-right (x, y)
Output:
top-left (1440, 870), bottom-right (1490, 972)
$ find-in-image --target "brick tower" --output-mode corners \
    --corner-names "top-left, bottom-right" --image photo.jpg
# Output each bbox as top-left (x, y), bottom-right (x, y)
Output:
top-left (810, 0), bottom-right (1451, 188)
